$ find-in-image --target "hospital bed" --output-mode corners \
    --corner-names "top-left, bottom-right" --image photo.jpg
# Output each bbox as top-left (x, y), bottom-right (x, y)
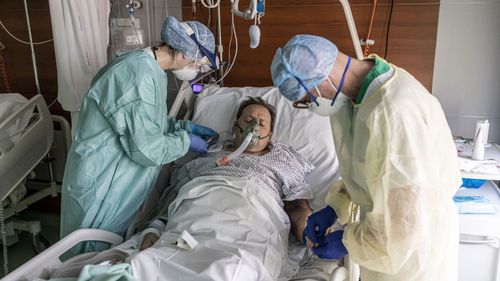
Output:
top-left (0, 94), bottom-right (62, 273)
top-left (2, 85), bottom-right (359, 281)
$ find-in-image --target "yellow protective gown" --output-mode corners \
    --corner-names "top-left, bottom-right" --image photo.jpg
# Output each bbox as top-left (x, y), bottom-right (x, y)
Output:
top-left (326, 65), bottom-right (461, 281)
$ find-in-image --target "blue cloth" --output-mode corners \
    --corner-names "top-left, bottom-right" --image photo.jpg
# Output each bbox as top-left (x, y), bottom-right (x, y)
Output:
top-left (312, 230), bottom-right (348, 260)
top-left (304, 205), bottom-right (337, 244)
top-left (461, 178), bottom-right (486, 188)
top-left (61, 50), bottom-right (191, 248)
top-left (161, 16), bottom-right (215, 61)
top-left (188, 133), bottom-right (208, 153)
top-left (271, 35), bottom-right (338, 102)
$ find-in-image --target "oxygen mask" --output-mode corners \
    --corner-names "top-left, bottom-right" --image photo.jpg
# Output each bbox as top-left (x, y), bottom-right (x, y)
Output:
top-left (236, 118), bottom-right (263, 149)
top-left (216, 118), bottom-right (267, 166)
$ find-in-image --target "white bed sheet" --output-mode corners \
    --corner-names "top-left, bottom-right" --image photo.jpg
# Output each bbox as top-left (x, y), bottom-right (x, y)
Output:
top-left (191, 86), bottom-right (340, 210)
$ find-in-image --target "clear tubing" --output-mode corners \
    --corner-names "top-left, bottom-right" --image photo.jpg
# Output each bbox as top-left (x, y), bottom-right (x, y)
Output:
top-left (217, 132), bottom-right (254, 166)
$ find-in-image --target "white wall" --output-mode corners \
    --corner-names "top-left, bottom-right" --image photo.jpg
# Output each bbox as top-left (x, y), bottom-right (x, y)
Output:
top-left (432, 0), bottom-right (500, 143)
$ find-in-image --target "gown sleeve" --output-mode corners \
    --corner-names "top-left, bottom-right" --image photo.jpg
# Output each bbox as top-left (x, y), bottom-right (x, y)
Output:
top-left (105, 73), bottom-right (190, 167)
top-left (340, 105), bottom-right (428, 274)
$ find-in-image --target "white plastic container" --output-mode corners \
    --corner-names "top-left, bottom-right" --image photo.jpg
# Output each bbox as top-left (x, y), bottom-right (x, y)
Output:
top-left (475, 120), bottom-right (490, 145)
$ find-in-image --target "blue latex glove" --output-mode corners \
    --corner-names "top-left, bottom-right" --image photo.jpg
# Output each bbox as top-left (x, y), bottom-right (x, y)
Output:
top-left (188, 133), bottom-right (208, 153)
top-left (304, 206), bottom-right (337, 244)
top-left (312, 230), bottom-right (348, 260)
top-left (188, 122), bottom-right (218, 144)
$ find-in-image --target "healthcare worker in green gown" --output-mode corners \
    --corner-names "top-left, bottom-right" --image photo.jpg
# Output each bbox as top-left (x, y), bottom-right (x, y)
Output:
top-left (60, 16), bottom-right (218, 249)
top-left (271, 35), bottom-right (462, 281)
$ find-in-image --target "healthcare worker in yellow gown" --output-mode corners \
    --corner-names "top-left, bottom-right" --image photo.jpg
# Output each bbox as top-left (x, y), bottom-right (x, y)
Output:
top-left (60, 16), bottom-right (219, 251)
top-left (271, 35), bottom-right (461, 281)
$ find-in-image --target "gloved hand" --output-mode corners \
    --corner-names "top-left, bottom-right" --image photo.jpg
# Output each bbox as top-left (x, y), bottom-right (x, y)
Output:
top-left (188, 122), bottom-right (218, 144)
top-left (188, 133), bottom-right (208, 153)
top-left (304, 205), bottom-right (337, 245)
top-left (312, 230), bottom-right (348, 260)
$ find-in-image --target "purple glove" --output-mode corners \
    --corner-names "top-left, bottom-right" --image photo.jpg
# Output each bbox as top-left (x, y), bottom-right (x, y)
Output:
top-left (304, 205), bottom-right (337, 244)
top-left (312, 230), bottom-right (348, 260)
top-left (188, 133), bottom-right (208, 153)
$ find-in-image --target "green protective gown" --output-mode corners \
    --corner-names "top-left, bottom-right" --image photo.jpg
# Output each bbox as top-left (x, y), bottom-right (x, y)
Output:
top-left (60, 49), bottom-right (191, 243)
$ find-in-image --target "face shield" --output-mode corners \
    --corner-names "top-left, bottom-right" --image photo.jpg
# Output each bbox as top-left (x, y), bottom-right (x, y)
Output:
top-left (180, 22), bottom-right (219, 71)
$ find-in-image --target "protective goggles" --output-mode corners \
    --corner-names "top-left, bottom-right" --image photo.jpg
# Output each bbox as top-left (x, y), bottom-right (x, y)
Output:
top-left (292, 77), bottom-right (319, 109)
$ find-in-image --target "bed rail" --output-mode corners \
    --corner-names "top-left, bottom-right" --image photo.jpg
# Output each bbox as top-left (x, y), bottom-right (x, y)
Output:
top-left (168, 81), bottom-right (198, 121)
top-left (0, 94), bottom-right (53, 202)
top-left (2, 229), bottom-right (123, 281)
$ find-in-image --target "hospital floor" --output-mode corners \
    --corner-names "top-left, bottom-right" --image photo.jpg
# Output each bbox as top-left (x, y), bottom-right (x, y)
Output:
top-left (0, 210), bottom-right (60, 278)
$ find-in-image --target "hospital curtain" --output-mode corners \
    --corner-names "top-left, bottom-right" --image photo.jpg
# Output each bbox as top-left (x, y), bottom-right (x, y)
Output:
top-left (48, 0), bottom-right (110, 136)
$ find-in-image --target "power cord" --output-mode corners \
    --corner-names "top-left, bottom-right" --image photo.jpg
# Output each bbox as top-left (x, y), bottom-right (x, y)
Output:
top-left (384, 0), bottom-right (394, 59)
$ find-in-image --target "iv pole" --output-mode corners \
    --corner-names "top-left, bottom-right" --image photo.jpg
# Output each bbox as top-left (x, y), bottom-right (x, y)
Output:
top-left (339, 0), bottom-right (364, 60)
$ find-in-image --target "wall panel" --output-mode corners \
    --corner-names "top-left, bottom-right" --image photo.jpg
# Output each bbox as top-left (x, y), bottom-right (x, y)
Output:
top-left (0, 0), bottom-right (62, 115)
top-left (182, 0), bottom-right (439, 91)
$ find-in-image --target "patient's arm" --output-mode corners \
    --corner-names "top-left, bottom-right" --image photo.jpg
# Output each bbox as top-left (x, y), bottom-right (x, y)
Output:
top-left (284, 199), bottom-right (313, 243)
top-left (140, 233), bottom-right (159, 250)
top-left (139, 215), bottom-right (168, 250)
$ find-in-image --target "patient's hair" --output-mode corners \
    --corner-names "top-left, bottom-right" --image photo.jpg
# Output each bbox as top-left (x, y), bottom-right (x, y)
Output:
top-left (236, 97), bottom-right (276, 131)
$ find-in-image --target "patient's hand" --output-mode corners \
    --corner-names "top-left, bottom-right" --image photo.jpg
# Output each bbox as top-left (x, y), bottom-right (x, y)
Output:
top-left (139, 233), bottom-right (160, 251)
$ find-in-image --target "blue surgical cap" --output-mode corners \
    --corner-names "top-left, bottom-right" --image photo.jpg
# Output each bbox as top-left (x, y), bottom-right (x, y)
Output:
top-left (271, 35), bottom-right (338, 102)
top-left (161, 16), bottom-right (215, 61)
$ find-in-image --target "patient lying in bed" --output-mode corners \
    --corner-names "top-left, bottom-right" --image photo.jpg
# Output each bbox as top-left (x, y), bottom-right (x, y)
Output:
top-left (50, 98), bottom-right (340, 281)
top-left (140, 97), bottom-right (314, 252)
top-left (126, 97), bottom-right (317, 279)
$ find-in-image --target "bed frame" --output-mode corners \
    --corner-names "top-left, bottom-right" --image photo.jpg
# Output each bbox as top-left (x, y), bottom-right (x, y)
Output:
top-left (1, 87), bottom-right (359, 281)
top-left (0, 95), bottom-right (64, 273)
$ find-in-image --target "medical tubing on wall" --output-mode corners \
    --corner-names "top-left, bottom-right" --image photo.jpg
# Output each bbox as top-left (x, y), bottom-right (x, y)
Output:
top-left (213, 11), bottom-right (238, 85)
top-left (384, 0), bottom-right (394, 59)
top-left (216, 3), bottom-right (224, 82)
top-left (216, 132), bottom-right (253, 166)
top-left (0, 53), bottom-right (11, 92)
top-left (0, 19), bottom-right (53, 45)
top-left (201, 0), bottom-right (221, 9)
top-left (363, 0), bottom-right (377, 57)
top-left (207, 4), bottom-right (211, 27)
top-left (23, 0), bottom-right (41, 95)
top-left (0, 201), bottom-right (8, 275)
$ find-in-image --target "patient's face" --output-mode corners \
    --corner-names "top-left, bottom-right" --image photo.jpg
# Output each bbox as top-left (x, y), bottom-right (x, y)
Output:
top-left (234, 104), bottom-right (272, 153)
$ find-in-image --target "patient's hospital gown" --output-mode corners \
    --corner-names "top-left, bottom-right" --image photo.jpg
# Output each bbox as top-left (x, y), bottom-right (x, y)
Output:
top-left (149, 142), bottom-right (315, 231)
top-left (178, 143), bottom-right (315, 205)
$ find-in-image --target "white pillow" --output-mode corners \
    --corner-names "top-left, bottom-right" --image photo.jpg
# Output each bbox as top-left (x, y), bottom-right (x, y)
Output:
top-left (192, 86), bottom-right (339, 210)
